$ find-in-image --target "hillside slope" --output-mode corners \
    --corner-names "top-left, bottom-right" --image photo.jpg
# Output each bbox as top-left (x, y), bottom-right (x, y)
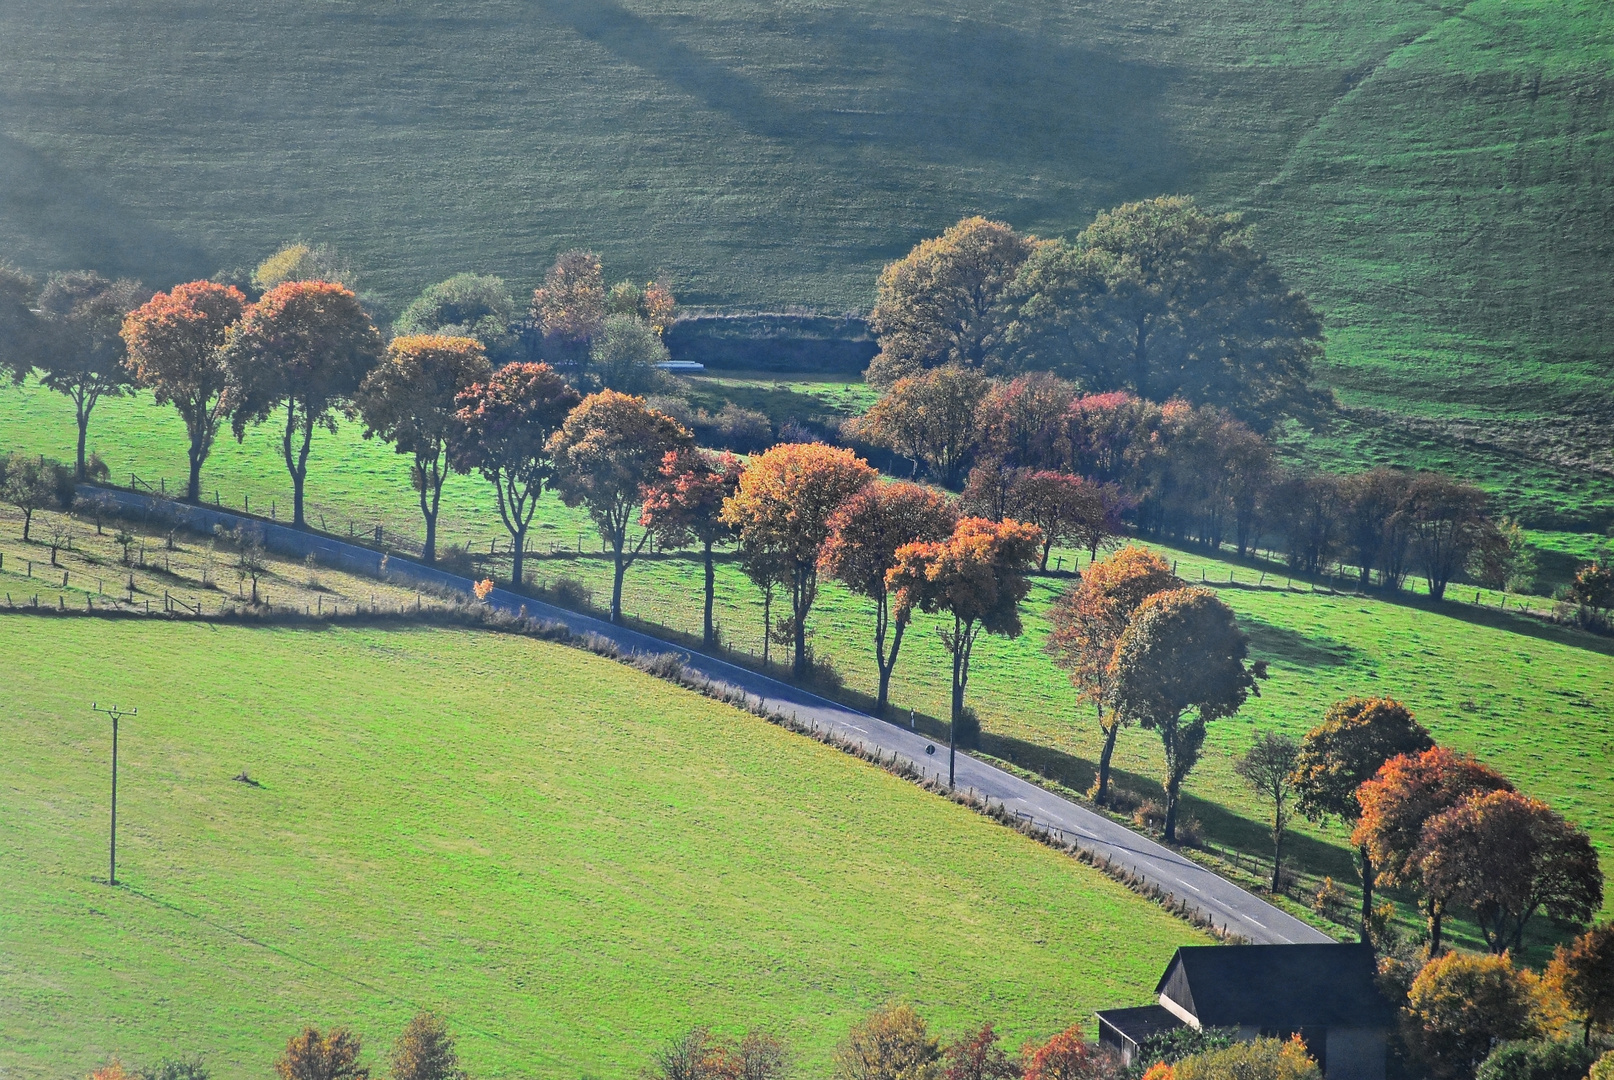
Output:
top-left (0, 619), bottom-right (1203, 1078)
top-left (1, 1), bottom-right (1610, 516)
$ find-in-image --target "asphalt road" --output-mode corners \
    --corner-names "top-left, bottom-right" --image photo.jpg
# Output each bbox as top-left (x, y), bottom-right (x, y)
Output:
top-left (95, 486), bottom-right (1335, 945)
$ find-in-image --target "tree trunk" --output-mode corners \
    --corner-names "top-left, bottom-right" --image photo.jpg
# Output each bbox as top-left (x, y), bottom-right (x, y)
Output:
top-left (1039, 536), bottom-right (1053, 571)
top-left (1426, 897), bottom-right (1443, 956)
top-left (1094, 705), bottom-right (1118, 808)
top-left (1358, 843), bottom-right (1376, 944)
top-left (1271, 818), bottom-right (1284, 894)
top-left (509, 528), bottom-right (526, 588)
top-left (187, 442), bottom-right (205, 503)
top-left (949, 639), bottom-right (965, 789)
top-left (76, 407), bottom-right (89, 480)
top-left (702, 541), bottom-right (716, 649)
top-left (875, 617), bottom-right (907, 716)
top-left (21, 508), bottom-right (32, 542)
top-left (791, 564), bottom-right (809, 679)
top-left (419, 455), bottom-right (443, 564)
top-left (610, 539), bottom-right (627, 623)
top-left (1164, 774), bottom-right (1180, 842)
top-left (761, 588), bottom-right (771, 665)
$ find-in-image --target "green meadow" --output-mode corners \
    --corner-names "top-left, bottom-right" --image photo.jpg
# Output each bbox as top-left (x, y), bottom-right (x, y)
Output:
top-left (0, 618), bottom-right (1204, 1078)
top-left (2, 0), bottom-right (1611, 521)
top-left (2, 379), bottom-right (1610, 938)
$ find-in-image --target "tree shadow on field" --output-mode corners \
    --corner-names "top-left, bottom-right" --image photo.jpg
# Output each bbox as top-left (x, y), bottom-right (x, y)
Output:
top-left (1239, 617), bottom-right (1362, 670)
top-left (535, 0), bottom-right (1195, 206)
top-left (0, 133), bottom-right (213, 286)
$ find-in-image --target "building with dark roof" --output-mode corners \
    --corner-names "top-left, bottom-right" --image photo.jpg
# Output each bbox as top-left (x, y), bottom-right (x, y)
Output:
top-left (1096, 943), bottom-right (1393, 1080)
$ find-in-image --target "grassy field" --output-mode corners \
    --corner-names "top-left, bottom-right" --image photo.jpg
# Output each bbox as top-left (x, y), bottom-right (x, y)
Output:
top-left (3, 381), bottom-right (1611, 942)
top-left (1, 0), bottom-right (1611, 522)
top-left (0, 616), bottom-right (1205, 1078)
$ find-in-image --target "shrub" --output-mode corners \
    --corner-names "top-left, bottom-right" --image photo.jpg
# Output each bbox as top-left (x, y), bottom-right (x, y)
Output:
top-left (547, 574), bottom-right (594, 609)
top-left (1402, 951), bottom-right (1542, 1080)
top-left (1134, 1028), bottom-right (1235, 1068)
top-left (1133, 800), bottom-right (1165, 832)
top-left (1101, 787), bottom-right (1143, 815)
top-left (1172, 1036), bottom-right (1320, 1080)
top-left (1474, 1040), bottom-right (1598, 1080)
top-left (90, 1062), bottom-right (133, 1080)
top-left (389, 1012), bottom-right (464, 1080)
top-left (1173, 815), bottom-right (1204, 847)
top-left (1590, 1050), bottom-right (1614, 1080)
top-left (833, 1003), bottom-right (941, 1080)
top-left (436, 543), bottom-right (476, 578)
top-left (941, 1023), bottom-right (1020, 1080)
top-left (136, 1061), bottom-right (210, 1080)
top-left (952, 706), bottom-right (981, 751)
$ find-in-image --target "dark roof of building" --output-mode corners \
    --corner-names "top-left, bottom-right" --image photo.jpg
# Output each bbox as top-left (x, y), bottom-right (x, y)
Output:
top-left (1155, 943), bottom-right (1394, 1030)
top-left (1096, 1005), bottom-right (1184, 1047)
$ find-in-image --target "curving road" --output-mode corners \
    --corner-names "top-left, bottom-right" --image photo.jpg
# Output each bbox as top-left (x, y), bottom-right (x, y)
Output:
top-left (93, 485), bottom-right (1335, 946)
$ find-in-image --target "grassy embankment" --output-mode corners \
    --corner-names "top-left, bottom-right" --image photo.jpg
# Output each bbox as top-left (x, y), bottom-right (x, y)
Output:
top-left (3, 0), bottom-right (1612, 524)
top-left (3, 380), bottom-right (1611, 945)
top-left (0, 617), bottom-right (1205, 1079)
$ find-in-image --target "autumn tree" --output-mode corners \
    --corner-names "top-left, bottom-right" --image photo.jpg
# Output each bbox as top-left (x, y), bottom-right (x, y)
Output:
top-left (867, 216), bottom-right (1034, 387)
top-left (450, 362), bottom-right (580, 585)
top-left (1567, 558), bottom-right (1614, 618)
top-left (1019, 1025), bottom-right (1120, 1080)
top-left (1402, 951), bottom-right (1543, 1080)
top-left (1402, 472), bottom-right (1496, 600)
top-left (942, 1024), bottom-right (1020, 1080)
top-left (549, 390), bottom-right (694, 622)
top-left (121, 281), bottom-right (248, 502)
top-left (388, 1012), bottom-right (465, 1080)
top-left (532, 249), bottom-right (605, 357)
top-left (1292, 696), bottom-right (1434, 939)
top-left (1003, 470), bottom-right (1111, 570)
top-left (606, 279), bottom-right (677, 334)
top-left (35, 271), bottom-right (145, 478)
top-left (973, 371), bottom-right (1078, 474)
top-left (1338, 469), bottom-right (1414, 590)
top-left (225, 281), bottom-right (380, 527)
top-left (0, 453), bottom-right (75, 541)
top-left (722, 443), bottom-right (876, 677)
top-left (1172, 1037), bottom-right (1319, 1080)
top-left (833, 1003), bottom-right (942, 1080)
top-left (996, 196), bottom-right (1325, 430)
top-left (1353, 746), bottom-right (1514, 953)
top-left (889, 516), bottom-right (1042, 786)
top-left (0, 266), bottom-right (40, 381)
top-left (358, 335), bottom-right (491, 563)
top-left (1044, 545), bottom-right (1180, 807)
top-left (252, 243), bottom-right (354, 292)
top-left (642, 448), bottom-right (744, 648)
top-left (1107, 588), bottom-right (1265, 840)
top-left (274, 1026), bottom-right (368, 1080)
top-left (395, 273), bottom-right (516, 357)
top-left (1236, 732), bottom-right (1302, 894)
top-left (1419, 790), bottom-right (1602, 954)
top-left (1545, 922), bottom-right (1614, 1045)
top-left (854, 365), bottom-right (989, 487)
top-left (820, 480), bottom-right (958, 714)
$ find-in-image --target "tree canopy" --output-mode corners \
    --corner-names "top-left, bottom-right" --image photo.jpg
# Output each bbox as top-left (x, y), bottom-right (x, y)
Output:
top-left (867, 216), bottom-right (1033, 387)
top-left (997, 196), bottom-right (1326, 429)
top-left (532, 249), bottom-right (605, 347)
top-left (394, 273), bottom-right (516, 357)
top-left (225, 280), bottom-right (381, 527)
top-left (1106, 586), bottom-right (1265, 840)
top-left (0, 266), bottom-right (40, 382)
top-left (121, 280), bottom-right (248, 502)
top-left (641, 447), bottom-right (743, 649)
top-left (35, 270), bottom-right (146, 478)
top-left (852, 364), bottom-right (988, 488)
top-left (358, 334), bottom-right (491, 563)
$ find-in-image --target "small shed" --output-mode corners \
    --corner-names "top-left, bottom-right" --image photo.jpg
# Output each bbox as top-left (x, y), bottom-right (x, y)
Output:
top-left (1096, 943), bottom-right (1393, 1080)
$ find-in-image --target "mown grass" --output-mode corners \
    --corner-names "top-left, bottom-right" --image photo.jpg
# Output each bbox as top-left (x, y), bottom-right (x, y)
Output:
top-left (3, 381), bottom-right (1610, 940)
top-left (2, 0), bottom-right (1611, 523)
top-left (0, 617), bottom-right (1204, 1079)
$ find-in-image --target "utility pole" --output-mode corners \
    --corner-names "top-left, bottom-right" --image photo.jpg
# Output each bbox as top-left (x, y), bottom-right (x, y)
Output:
top-left (92, 703), bottom-right (136, 885)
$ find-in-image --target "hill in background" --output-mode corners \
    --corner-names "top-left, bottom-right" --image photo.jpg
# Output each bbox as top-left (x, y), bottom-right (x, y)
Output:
top-left (2, 0), bottom-right (1611, 522)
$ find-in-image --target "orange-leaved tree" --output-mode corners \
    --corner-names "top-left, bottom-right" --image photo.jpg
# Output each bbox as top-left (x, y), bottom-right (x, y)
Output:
top-left (358, 335), bottom-right (491, 564)
top-left (1020, 1024), bottom-right (1119, 1080)
top-left (1106, 588), bottom-right (1266, 841)
top-left (641, 447), bottom-right (744, 648)
top-left (1353, 745), bottom-right (1514, 953)
top-left (549, 390), bottom-right (694, 623)
top-left (531, 249), bottom-right (605, 349)
top-left (450, 362), bottom-right (579, 586)
top-left (121, 280), bottom-right (247, 502)
top-left (722, 442), bottom-right (877, 677)
top-left (1401, 951), bottom-right (1542, 1080)
top-left (889, 516), bottom-right (1042, 787)
top-left (853, 364), bottom-right (989, 488)
top-left (1292, 696), bottom-right (1434, 940)
top-left (820, 480), bottom-right (958, 715)
top-left (1045, 545), bottom-right (1180, 808)
top-left (225, 280), bottom-right (381, 527)
top-left (1546, 922), bottom-right (1614, 1046)
top-left (1418, 789), bottom-right (1603, 955)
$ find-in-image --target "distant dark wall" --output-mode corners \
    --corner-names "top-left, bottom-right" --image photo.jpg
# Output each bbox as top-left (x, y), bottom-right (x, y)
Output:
top-left (665, 313), bottom-right (877, 373)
